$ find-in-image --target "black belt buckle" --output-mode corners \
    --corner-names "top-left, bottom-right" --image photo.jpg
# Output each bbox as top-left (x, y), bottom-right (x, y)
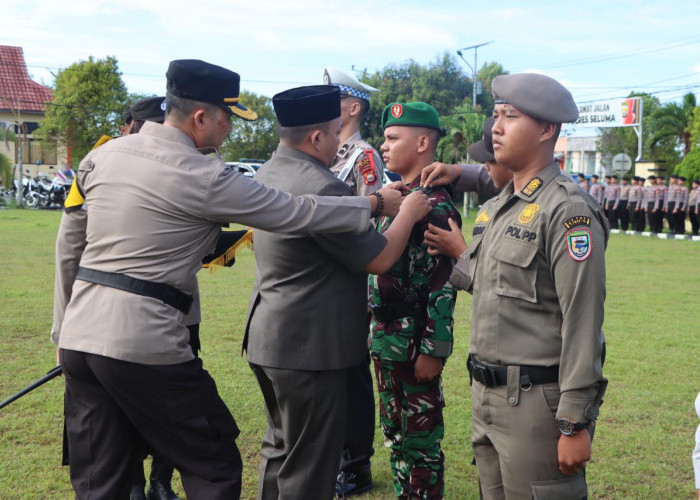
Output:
top-left (467, 357), bottom-right (497, 387)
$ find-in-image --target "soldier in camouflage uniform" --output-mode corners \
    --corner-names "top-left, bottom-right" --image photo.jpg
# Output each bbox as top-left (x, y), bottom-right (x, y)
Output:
top-left (369, 102), bottom-right (460, 499)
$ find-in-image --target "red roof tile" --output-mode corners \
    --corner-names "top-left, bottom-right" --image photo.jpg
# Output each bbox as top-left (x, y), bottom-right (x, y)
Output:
top-left (0, 45), bottom-right (53, 113)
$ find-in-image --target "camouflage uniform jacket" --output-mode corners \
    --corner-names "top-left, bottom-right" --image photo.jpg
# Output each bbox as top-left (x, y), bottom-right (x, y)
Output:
top-left (369, 179), bottom-right (460, 363)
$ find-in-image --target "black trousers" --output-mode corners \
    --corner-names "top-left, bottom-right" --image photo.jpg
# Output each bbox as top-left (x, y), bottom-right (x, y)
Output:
top-left (690, 209), bottom-right (700, 235)
top-left (605, 203), bottom-right (618, 229)
top-left (61, 349), bottom-right (242, 500)
top-left (648, 207), bottom-right (662, 233)
top-left (617, 200), bottom-right (629, 230)
top-left (665, 202), bottom-right (676, 233)
top-left (340, 354), bottom-right (376, 473)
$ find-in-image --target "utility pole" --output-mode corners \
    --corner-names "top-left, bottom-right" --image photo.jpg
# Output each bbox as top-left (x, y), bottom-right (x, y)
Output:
top-left (456, 41), bottom-right (493, 110)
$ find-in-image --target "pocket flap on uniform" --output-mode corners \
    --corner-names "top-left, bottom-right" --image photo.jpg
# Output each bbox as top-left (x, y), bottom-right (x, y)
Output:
top-left (491, 241), bottom-right (538, 269)
top-left (531, 473), bottom-right (587, 499)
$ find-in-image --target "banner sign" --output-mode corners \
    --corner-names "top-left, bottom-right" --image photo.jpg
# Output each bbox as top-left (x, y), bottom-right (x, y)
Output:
top-left (574, 97), bottom-right (642, 128)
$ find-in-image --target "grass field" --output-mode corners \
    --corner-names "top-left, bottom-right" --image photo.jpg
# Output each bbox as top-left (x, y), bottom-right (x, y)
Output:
top-left (0, 208), bottom-right (699, 499)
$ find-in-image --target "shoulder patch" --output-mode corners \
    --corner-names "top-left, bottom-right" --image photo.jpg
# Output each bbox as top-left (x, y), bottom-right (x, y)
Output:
top-left (522, 178), bottom-right (543, 196)
top-left (475, 210), bottom-right (490, 223)
top-left (518, 203), bottom-right (540, 224)
top-left (565, 228), bottom-right (592, 261)
top-left (356, 155), bottom-right (377, 185)
top-left (563, 216), bottom-right (591, 230)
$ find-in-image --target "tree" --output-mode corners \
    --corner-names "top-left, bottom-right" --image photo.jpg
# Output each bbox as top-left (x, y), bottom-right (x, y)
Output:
top-left (34, 56), bottom-right (128, 166)
top-left (650, 92), bottom-right (696, 155)
top-left (436, 104), bottom-right (485, 164)
top-left (675, 105), bottom-right (700, 181)
top-left (475, 62), bottom-right (509, 115)
top-left (361, 53), bottom-right (473, 148)
top-left (220, 91), bottom-right (278, 162)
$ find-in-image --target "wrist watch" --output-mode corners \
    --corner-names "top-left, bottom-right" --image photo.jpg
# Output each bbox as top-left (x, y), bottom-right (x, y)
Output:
top-left (556, 418), bottom-right (588, 436)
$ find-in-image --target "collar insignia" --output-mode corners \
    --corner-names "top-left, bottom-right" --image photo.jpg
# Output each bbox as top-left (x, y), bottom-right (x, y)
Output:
top-left (522, 177), bottom-right (543, 196)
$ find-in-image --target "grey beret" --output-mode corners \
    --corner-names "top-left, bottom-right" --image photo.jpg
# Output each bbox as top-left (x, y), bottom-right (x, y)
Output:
top-left (491, 73), bottom-right (579, 123)
top-left (467, 116), bottom-right (496, 163)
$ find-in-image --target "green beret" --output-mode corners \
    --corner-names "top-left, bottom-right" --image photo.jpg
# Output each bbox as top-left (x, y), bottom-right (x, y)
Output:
top-left (381, 102), bottom-right (441, 131)
top-left (492, 73), bottom-right (579, 123)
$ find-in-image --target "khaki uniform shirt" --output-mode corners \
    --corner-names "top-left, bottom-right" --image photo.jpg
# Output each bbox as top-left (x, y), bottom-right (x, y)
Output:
top-left (616, 184), bottom-right (630, 206)
top-left (55, 122), bottom-right (372, 365)
top-left (678, 186), bottom-right (689, 210)
top-left (589, 183), bottom-right (604, 205)
top-left (629, 185), bottom-right (642, 204)
top-left (456, 164), bottom-right (498, 197)
top-left (458, 163), bottom-right (608, 422)
top-left (664, 184), bottom-right (679, 209)
top-left (689, 188), bottom-right (699, 212)
top-left (655, 184), bottom-right (667, 209)
top-left (330, 131), bottom-right (384, 197)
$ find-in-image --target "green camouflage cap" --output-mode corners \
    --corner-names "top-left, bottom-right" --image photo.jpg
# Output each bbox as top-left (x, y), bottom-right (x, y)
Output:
top-left (381, 102), bottom-right (441, 131)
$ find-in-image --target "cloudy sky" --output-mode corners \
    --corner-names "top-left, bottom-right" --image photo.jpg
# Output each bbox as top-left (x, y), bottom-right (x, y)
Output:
top-left (3, 0), bottom-right (699, 108)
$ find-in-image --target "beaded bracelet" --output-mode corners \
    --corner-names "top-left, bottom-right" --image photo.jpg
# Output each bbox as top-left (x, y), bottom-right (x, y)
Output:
top-left (372, 192), bottom-right (384, 218)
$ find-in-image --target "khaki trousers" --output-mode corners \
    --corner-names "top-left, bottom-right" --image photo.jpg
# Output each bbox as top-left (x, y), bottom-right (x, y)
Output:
top-left (471, 378), bottom-right (587, 500)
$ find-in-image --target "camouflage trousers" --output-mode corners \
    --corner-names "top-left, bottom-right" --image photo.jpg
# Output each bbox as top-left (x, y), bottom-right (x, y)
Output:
top-left (372, 357), bottom-right (445, 499)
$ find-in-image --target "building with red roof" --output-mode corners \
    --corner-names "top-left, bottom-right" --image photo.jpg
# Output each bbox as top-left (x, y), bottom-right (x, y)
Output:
top-left (0, 45), bottom-right (57, 176)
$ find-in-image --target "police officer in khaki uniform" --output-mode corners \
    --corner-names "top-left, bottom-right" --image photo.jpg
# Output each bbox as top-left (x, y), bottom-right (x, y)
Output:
top-left (325, 67), bottom-right (384, 196)
top-left (424, 73), bottom-right (608, 499)
top-left (589, 174), bottom-right (603, 206)
top-left (616, 176), bottom-right (631, 231)
top-left (53, 59), bottom-right (397, 499)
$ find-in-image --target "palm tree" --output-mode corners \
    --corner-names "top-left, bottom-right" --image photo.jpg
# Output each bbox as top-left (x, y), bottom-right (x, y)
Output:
top-left (650, 92), bottom-right (696, 155)
top-left (436, 105), bottom-right (486, 164)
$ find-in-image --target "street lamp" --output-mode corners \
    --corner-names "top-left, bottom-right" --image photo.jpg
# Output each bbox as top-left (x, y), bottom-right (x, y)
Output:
top-left (456, 41), bottom-right (493, 110)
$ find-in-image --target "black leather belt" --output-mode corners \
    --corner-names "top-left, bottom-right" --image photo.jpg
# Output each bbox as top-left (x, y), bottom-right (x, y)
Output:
top-left (76, 267), bottom-right (193, 314)
top-left (467, 355), bottom-right (558, 387)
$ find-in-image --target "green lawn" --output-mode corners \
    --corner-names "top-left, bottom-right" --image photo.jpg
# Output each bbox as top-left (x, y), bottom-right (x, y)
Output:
top-left (0, 208), bottom-right (698, 499)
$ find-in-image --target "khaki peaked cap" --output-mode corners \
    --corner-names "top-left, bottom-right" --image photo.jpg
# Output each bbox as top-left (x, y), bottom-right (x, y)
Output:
top-left (492, 73), bottom-right (579, 123)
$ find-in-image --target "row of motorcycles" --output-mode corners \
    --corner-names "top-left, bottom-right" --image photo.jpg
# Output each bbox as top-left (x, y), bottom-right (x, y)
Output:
top-left (2, 165), bottom-right (74, 209)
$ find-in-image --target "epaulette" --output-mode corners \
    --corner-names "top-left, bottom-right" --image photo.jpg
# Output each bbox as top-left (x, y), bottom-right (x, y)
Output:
top-left (63, 135), bottom-right (114, 213)
top-left (202, 229), bottom-right (254, 271)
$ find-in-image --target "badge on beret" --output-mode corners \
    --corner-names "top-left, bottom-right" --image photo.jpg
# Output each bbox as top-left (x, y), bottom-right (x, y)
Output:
top-left (518, 203), bottom-right (540, 224)
top-left (357, 156), bottom-right (377, 186)
top-left (475, 210), bottom-right (490, 223)
top-left (391, 104), bottom-right (403, 118)
top-left (565, 228), bottom-right (592, 261)
top-left (522, 178), bottom-right (543, 196)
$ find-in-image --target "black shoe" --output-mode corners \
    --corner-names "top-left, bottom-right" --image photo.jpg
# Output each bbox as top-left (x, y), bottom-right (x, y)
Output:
top-left (336, 467), bottom-right (373, 497)
top-left (147, 480), bottom-right (180, 500)
top-left (130, 484), bottom-right (147, 500)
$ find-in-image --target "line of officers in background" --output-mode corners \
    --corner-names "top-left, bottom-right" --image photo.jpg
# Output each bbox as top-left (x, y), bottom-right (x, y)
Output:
top-left (577, 173), bottom-right (700, 236)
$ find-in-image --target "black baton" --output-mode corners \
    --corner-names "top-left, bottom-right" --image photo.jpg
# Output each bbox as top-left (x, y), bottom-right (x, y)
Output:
top-left (0, 365), bottom-right (62, 410)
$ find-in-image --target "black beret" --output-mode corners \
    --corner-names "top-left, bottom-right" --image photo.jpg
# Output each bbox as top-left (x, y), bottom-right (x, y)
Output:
top-left (129, 96), bottom-right (166, 123)
top-left (273, 85), bottom-right (340, 127)
top-left (647, 175), bottom-right (656, 180)
top-left (492, 73), bottom-right (579, 123)
top-left (592, 174), bottom-right (599, 179)
top-left (467, 116), bottom-right (496, 163)
top-left (166, 59), bottom-right (257, 121)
